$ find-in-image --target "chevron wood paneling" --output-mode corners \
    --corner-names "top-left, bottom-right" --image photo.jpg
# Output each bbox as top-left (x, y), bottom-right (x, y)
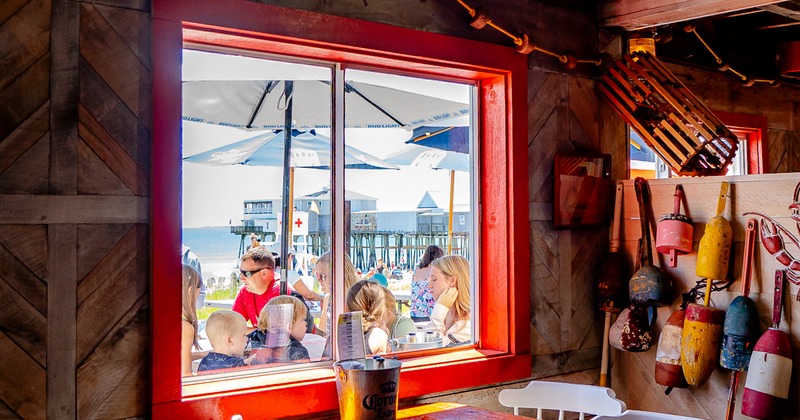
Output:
top-left (529, 71), bottom-right (607, 373)
top-left (769, 129), bottom-right (800, 173)
top-left (0, 0), bottom-right (150, 417)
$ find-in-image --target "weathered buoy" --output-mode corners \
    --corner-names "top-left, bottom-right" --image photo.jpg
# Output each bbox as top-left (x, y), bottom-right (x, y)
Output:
top-left (630, 178), bottom-right (671, 307)
top-left (742, 270), bottom-right (793, 419)
top-left (696, 182), bottom-right (732, 281)
top-left (609, 306), bottom-right (652, 352)
top-left (656, 185), bottom-right (693, 268)
top-left (681, 303), bottom-right (725, 386)
top-left (721, 219), bottom-right (761, 420)
top-left (655, 309), bottom-right (688, 391)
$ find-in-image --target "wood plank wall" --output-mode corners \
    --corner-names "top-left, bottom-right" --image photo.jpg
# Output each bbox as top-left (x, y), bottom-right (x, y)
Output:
top-left (0, 0), bottom-right (150, 418)
top-left (1, 0), bottom-right (798, 418)
top-left (611, 174), bottom-right (800, 419)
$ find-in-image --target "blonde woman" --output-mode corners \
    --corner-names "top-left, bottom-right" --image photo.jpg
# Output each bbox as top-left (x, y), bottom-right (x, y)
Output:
top-left (181, 265), bottom-right (203, 377)
top-left (313, 251), bottom-right (359, 334)
top-left (426, 255), bottom-right (471, 346)
top-left (346, 280), bottom-right (390, 354)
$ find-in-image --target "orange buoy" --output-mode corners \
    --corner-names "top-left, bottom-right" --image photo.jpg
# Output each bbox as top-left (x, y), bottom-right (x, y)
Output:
top-left (655, 309), bottom-right (688, 391)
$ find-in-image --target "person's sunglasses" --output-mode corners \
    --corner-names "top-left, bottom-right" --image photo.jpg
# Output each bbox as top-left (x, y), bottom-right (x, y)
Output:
top-left (240, 267), bottom-right (271, 278)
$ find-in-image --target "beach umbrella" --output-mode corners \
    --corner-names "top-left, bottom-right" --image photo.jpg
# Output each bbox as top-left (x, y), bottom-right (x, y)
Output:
top-left (184, 129), bottom-right (397, 170)
top-left (182, 79), bottom-right (469, 130)
top-left (385, 127), bottom-right (470, 253)
top-left (184, 129), bottom-right (397, 293)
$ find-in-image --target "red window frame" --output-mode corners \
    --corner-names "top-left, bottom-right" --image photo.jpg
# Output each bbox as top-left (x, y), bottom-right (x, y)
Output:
top-left (714, 111), bottom-right (769, 174)
top-left (151, 1), bottom-right (530, 417)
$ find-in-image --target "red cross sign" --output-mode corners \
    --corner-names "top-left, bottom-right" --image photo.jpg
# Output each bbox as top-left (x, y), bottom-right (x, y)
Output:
top-left (294, 218), bottom-right (303, 228)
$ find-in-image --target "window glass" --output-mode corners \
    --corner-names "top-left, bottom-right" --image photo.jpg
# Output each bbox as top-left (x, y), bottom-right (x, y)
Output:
top-left (180, 49), bottom-right (476, 383)
top-left (629, 128), bottom-right (746, 179)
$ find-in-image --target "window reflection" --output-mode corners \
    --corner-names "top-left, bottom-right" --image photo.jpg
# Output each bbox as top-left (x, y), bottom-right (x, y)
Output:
top-left (181, 50), bottom-right (476, 382)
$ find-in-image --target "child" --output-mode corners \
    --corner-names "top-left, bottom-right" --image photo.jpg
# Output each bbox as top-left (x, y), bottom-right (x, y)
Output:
top-left (197, 310), bottom-right (248, 373)
top-left (346, 280), bottom-right (390, 354)
top-left (250, 295), bottom-right (310, 365)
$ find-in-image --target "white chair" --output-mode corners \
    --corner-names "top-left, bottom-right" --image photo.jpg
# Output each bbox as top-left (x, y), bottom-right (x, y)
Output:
top-left (498, 380), bottom-right (627, 420)
top-left (592, 410), bottom-right (702, 420)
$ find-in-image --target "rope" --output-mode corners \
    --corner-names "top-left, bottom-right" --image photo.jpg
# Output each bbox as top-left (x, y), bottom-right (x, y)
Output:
top-left (453, 0), bottom-right (573, 65)
top-left (683, 25), bottom-right (788, 87)
top-left (681, 277), bottom-right (735, 309)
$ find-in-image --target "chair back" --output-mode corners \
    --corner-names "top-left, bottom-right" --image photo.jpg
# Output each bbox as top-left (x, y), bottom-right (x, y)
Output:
top-left (498, 380), bottom-right (626, 420)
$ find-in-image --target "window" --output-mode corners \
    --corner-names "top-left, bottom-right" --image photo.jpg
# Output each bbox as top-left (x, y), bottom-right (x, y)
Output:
top-left (629, 111), bottom-right (767, 178)
top-left (152, 1), bottom-right (530, 417)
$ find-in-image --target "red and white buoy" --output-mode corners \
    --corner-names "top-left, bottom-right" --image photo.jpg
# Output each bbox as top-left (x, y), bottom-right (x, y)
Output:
top-left (741, 270), bottom-right (793, 419)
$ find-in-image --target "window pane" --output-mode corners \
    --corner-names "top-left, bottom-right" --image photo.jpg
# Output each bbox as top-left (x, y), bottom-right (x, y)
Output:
top-left (342, 68), bottom-right (475, 353)
top-left (181, 49), bottom-right (333, 381)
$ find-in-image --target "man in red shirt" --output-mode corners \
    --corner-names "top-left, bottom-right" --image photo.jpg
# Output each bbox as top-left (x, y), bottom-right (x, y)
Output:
top-left (232, 247), bottom-right (294, 327)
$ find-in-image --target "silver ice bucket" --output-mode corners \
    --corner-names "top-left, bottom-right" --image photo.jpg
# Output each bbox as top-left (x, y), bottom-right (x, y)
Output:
top-left (333, 357), bottom-right (402, 420)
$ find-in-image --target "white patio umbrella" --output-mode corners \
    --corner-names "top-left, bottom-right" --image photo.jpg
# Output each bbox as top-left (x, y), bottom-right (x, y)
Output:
top-left (182, 79), bottom-right (469, 130)
top-left (383, 134), bottom-right (470, 254)
top-left (184, 129), bottom-right (398, 293)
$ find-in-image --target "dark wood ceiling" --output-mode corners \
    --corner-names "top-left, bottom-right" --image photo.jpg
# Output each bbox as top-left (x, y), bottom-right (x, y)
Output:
top-left (598, 0), bottom-right (800, 82)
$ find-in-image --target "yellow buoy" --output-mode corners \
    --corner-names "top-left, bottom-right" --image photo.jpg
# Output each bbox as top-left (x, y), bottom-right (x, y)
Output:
top-left (682, 303), bottom-right (725, 386)
top-left (696, 182), bottom-right (732, 280)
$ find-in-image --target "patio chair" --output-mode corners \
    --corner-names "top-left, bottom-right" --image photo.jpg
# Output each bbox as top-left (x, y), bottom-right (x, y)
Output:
top-left (498, 380), bottom-right (627, 420)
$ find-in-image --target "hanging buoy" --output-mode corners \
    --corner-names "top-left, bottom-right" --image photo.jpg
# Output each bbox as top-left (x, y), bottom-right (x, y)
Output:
top-left (742, 270), bottom-right (793, 419)
top-left (721, 219), bottom-right (761, 420)
top-left (656, 185), bottom-right (693, 268)
top-left (630, 178), bottom-right (671, 307)
top-left (655, 309), bottom-right (688, 392)
top-left (696, 182), bottom-right (732, 281)
top-left (681, 303), bottom-right (725, 386)
top-left (609, 306), bottom-right (653, 352)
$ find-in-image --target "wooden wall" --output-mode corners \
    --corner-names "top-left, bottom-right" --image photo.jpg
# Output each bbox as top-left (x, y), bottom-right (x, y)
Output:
top-left (612, 174), bottom-right (800, 419)
top-left (0, 0), bottom-right (150, 418)
top-left (2, 0), bottom-right (798, 418)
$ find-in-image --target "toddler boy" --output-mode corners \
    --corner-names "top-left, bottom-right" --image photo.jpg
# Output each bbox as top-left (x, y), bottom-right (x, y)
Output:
top-left (197, 310), bottom-right (248, 372)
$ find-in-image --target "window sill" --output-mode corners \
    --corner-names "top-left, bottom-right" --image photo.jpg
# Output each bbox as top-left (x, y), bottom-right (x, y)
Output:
top-left (156, 349), bottom-right (530, 418)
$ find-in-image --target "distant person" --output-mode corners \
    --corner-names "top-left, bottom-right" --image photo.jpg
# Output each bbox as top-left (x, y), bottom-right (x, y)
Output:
top-left (232, 248), bottom-right (294, 328)
top-left (346, 280), bottom-right (390, 355)
top-left (197, 310), bottom-right (248, 373)
top-left (182, 244), bottom-right (206, 308)
top-left (410, 244), bottom-right (444, 322)
top-left (181, 265), bottom-right (204, 377)
top-left (426, 255), bottom-right (471, 346)
top-left (248, 233), bottom-right (261, 251)
top-left (250, 295), bottom-right (310, 365)
top-left (313, 251), bottom-right (360, 335)
top-left (376, 258), bottom-right (386, 275)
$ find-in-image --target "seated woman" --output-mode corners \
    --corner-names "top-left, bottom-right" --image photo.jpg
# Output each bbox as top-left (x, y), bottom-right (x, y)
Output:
top-left (181, 265), bottom-right (206, 377)
top-left (426, 255), bottom-right (471, 346)
top-left (381, 287), bottom-right (416, 340)
top-left (410, 245), bottom-right (444, 322)
top-left (346, 280), bottom-right (391, 355)
top-left (313, 251), bottom-right (360, 336)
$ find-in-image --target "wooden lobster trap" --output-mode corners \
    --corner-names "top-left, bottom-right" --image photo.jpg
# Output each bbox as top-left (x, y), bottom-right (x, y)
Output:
top-left (598, 51), bottom-right (738, 177)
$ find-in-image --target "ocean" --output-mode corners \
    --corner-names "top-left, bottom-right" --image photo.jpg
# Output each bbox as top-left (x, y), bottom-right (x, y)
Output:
top-left (183, 226), bottom-right (242, 283)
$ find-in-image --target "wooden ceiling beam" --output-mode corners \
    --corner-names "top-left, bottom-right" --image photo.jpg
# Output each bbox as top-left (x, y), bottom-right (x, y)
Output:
top-left (759, 2), bottom-right (800, 22)
top-left (599, 0), bottom-right (784, 30)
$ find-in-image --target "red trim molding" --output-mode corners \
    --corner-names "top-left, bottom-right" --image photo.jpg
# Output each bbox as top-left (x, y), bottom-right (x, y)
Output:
top-left (151, 0), bottom-right (530, 416)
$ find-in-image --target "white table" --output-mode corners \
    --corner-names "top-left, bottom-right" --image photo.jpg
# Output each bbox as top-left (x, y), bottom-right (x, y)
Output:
top-left (593, 410), bottom-right (702, 420)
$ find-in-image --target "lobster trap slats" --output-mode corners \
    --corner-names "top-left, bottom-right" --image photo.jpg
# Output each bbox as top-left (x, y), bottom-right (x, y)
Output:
top-left (599, 51), bottom-right (738, 176)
